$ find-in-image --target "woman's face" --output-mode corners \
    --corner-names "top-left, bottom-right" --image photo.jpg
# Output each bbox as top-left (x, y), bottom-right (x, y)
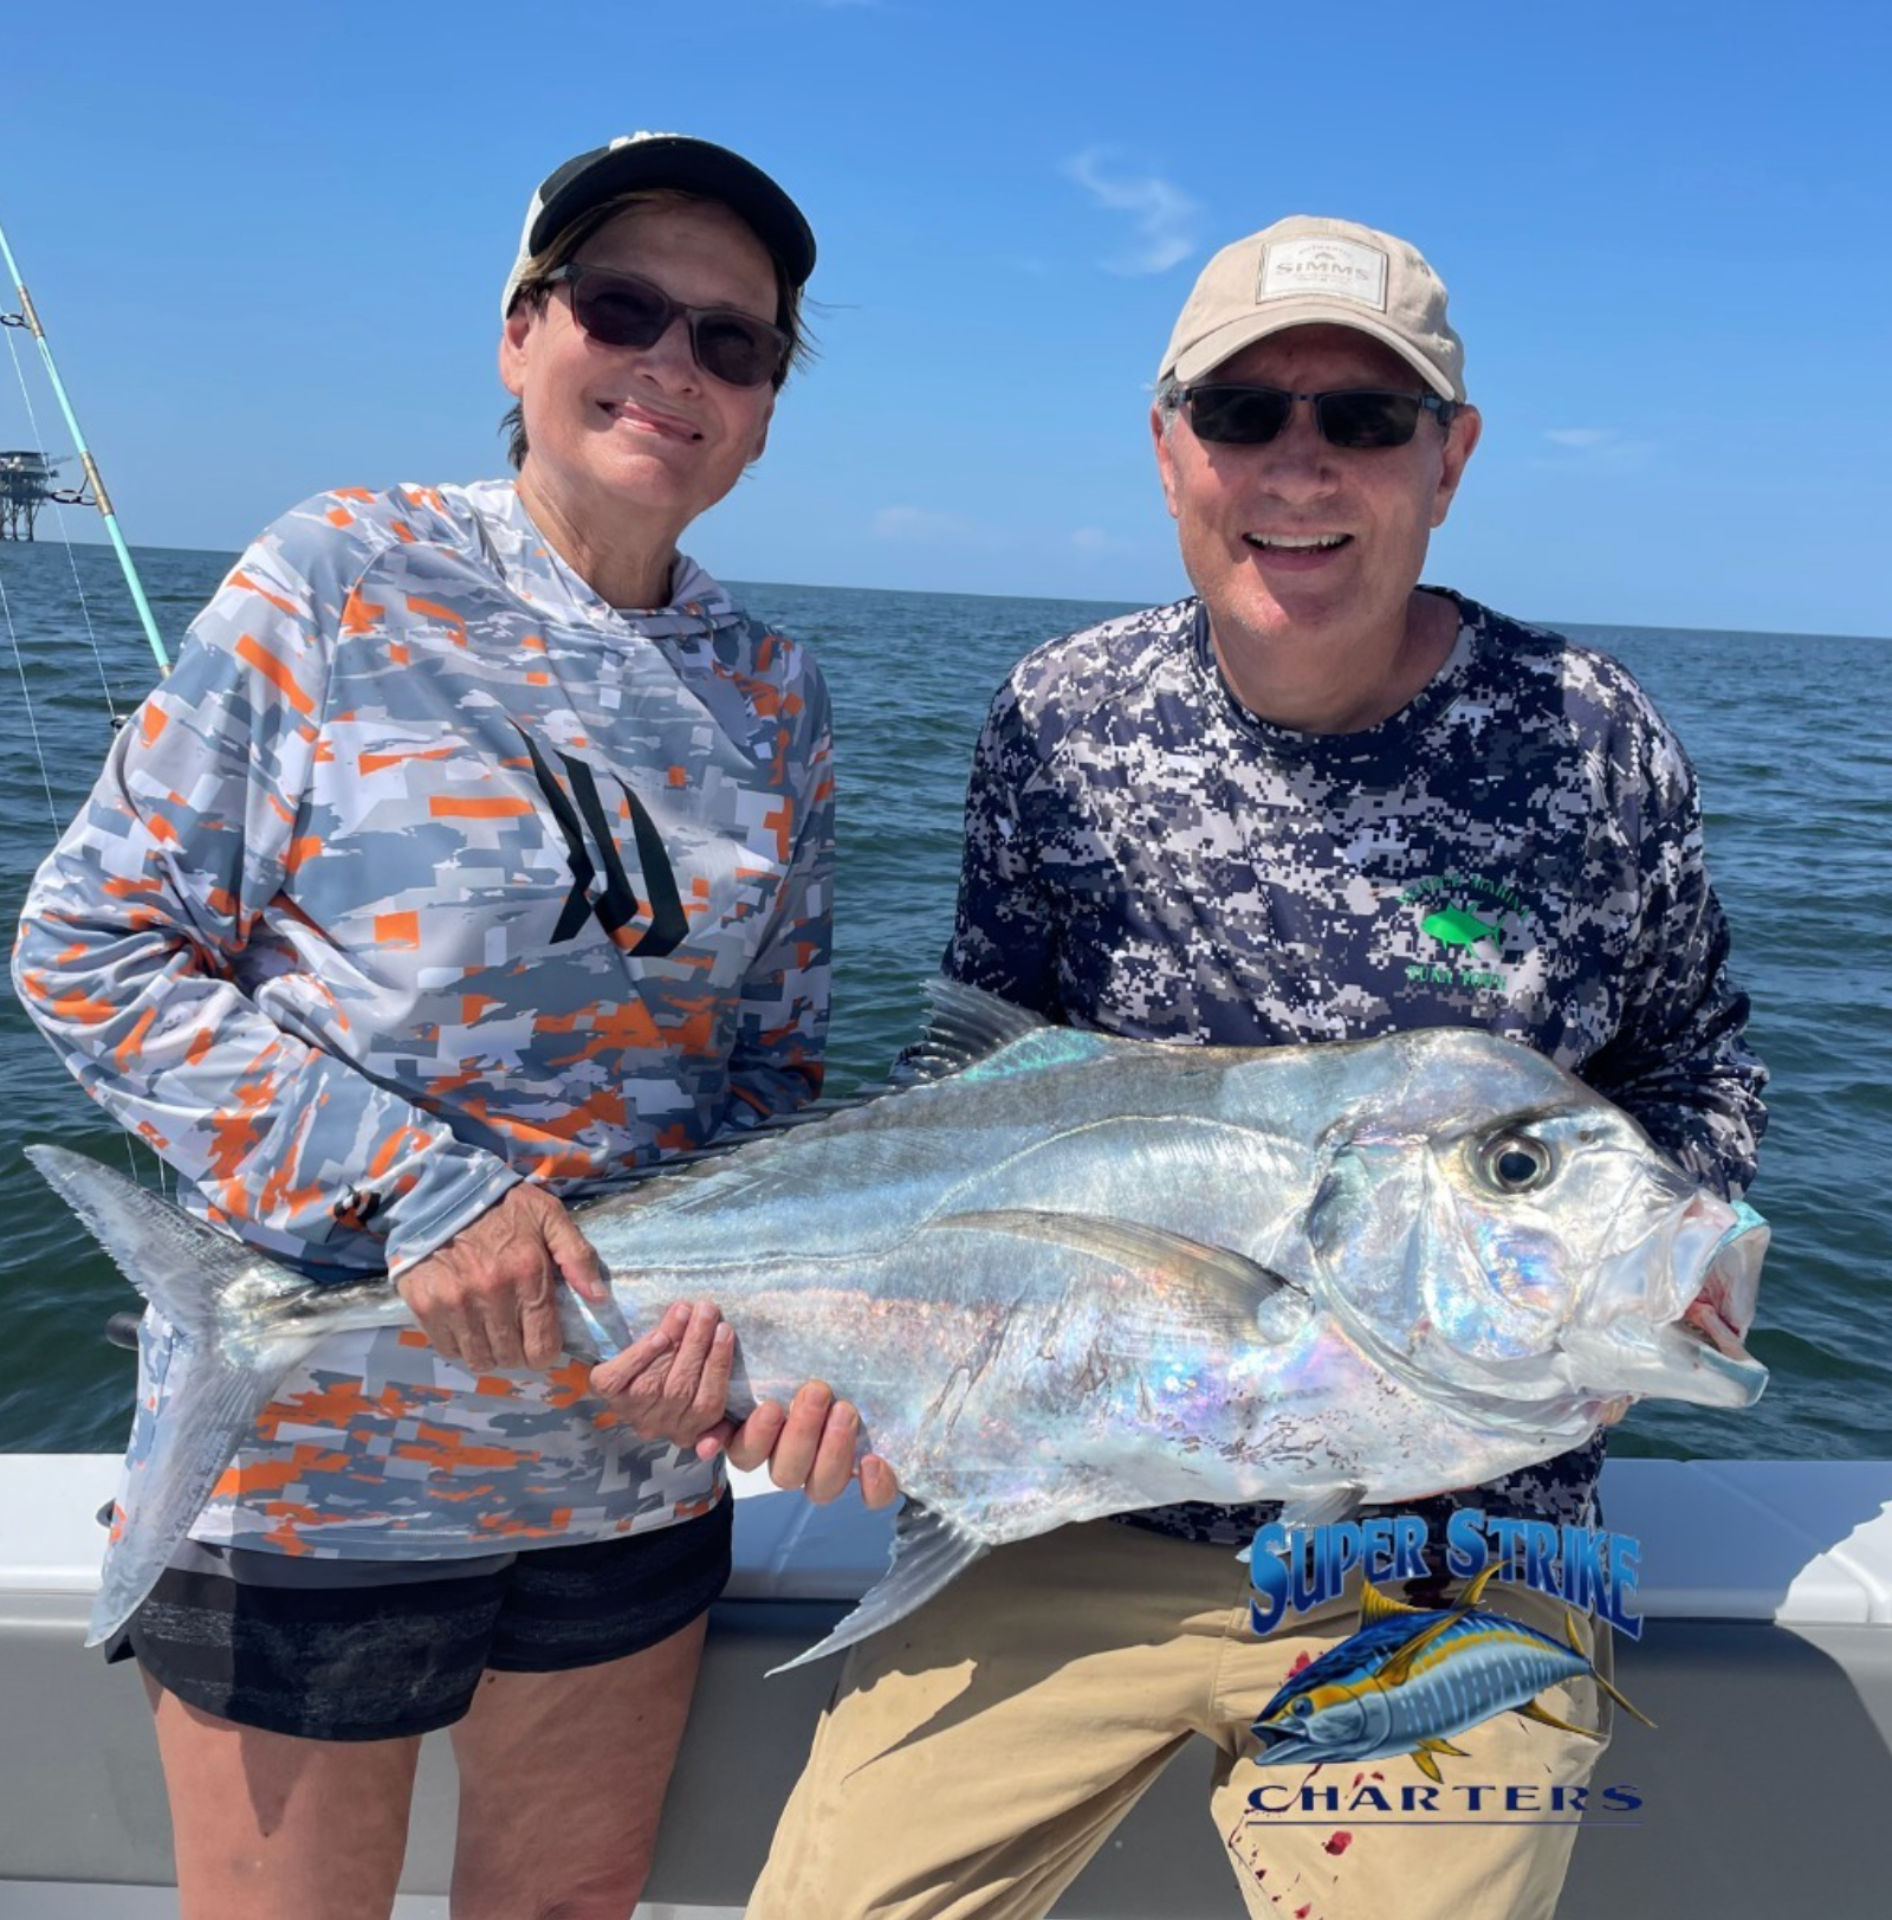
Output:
top-left (500, 197), bottom-right (780, 553)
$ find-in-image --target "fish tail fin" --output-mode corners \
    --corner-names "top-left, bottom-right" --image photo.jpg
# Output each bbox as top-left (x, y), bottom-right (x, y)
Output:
top-left (1564, 1606), bottom-right (1656, 1730)
top-left (26, 1145), bottom-right (321, 1648)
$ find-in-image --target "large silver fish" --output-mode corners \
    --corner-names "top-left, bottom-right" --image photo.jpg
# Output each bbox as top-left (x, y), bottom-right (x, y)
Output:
top-left (31, 985), bottom-right (1768, 1665)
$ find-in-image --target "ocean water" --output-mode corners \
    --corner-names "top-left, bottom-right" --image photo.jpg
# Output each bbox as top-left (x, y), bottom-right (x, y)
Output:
top-left (0, 537), bottom-right (1885, 1466)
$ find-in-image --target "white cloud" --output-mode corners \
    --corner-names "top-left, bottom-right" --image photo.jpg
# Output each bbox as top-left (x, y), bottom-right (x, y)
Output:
top-left (873, 505), bottom-right (979, 543)
top-left (1061, 149), bottom-right (1199, 275)
top-left (1070, 526), bottom-right (1145, 558)
top-left (1534, 427), bottom-right (1657, 473)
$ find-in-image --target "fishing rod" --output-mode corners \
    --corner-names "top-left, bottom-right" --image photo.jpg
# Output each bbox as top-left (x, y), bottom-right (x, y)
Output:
top-left (0, 217), bottom-right (169, 675)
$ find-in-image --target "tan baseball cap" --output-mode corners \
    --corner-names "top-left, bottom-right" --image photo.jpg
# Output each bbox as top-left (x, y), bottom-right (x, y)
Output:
top-left (1158, 215), bottom-right (1466, 402)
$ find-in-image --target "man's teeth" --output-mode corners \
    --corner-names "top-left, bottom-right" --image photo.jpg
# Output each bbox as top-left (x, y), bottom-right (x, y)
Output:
top-left (1244, 533), bottom-right (1349, 551)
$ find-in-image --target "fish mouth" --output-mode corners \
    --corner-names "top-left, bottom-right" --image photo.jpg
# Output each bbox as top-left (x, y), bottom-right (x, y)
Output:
top-left (1662, 1200), bottom-right (1768, 1401)
top-left (1249, 1720), bottom-right (1310, 1762)
top-left (1570, 1202), bottom-right (1770, 1410)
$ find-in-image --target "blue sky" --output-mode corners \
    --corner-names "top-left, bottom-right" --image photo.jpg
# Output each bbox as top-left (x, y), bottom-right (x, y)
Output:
top-left (2, 0), bottom-right (1887, 635)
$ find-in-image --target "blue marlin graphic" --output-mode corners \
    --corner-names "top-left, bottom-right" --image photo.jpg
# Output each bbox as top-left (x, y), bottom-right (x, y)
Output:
top-left (1249, 1564), bottom-right (1653, 1782)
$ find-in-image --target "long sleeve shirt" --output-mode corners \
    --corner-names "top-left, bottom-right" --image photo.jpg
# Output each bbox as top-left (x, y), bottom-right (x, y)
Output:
top-left (943, 588), bottom-right (1766, 1545)
top-left (14, 479), bottom-right (833, 1555)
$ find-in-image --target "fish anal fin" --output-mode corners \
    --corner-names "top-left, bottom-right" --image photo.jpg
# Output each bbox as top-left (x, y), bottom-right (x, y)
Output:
top-left (765, 1501), bottom-right (990, 1676)
top-left (1408, 1747), bottom-right (1444, 1783)
top-left (1419, 1736), bottom-right (1470, 1757)
top-left (1279, 1485), bottom-right (1365, 1532)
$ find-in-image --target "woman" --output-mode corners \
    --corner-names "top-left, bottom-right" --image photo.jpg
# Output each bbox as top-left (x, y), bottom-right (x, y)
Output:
top-left (14, 132), bottom-right (889, 1920)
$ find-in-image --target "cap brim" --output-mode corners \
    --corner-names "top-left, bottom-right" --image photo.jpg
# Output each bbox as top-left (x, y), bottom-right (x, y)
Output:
top-left (1168, 302), bottom-right (1461, 402)
top-left (529, 137), bottom-right (816, 287)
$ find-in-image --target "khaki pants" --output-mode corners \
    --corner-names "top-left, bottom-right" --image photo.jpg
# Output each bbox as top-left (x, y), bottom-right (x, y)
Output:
top-left (749, 1518), bottom-right (1612, 1920)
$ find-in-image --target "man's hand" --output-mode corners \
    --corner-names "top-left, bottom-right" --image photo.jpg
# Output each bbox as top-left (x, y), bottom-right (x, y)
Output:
top-left (396, 1182), bottom-right (607, 1372)
top-left (589, 1302), bottom-right (900, 1508)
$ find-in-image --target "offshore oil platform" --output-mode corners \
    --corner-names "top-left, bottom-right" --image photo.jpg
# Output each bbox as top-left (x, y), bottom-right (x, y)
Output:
top-left (0, 448), bottom-right (66, 540)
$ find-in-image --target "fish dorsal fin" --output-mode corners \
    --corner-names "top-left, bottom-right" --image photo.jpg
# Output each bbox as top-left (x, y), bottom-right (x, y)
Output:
top-left (766, 1501), bottom-right (990, 1675)
top-left (901, 979), bottom-right (1051, 1079)
top-left (1459, 1560), bottom-right (1506, 1610)
top-left (1359, 1577), bottom-right (1429, 1626)
top-left (925, 1209), bottom-right (1295, 1307)
top-left (901, 980), bottom-right (1114, 1084)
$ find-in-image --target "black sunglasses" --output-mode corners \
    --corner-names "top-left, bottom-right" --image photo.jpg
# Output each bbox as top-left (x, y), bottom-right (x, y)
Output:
top-left (1183, 384), bottom-right (1457, 450)
top-left (541, 262), bottom-right (790, 389)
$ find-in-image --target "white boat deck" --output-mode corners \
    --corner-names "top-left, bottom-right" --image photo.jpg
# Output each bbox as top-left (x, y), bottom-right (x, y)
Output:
top-left (3, 1455), bottom-right (1891, 1917)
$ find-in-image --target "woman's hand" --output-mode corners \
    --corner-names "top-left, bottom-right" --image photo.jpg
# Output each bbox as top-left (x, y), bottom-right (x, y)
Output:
top-left (589, 1303), bottom-right (901, 1508)
top-left (396, 1183), bottom-right (607, 1372)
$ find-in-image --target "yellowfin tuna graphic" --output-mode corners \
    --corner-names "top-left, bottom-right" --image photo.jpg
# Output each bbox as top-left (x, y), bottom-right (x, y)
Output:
top-left (1250, 1564), bottom-right (1653, 1781)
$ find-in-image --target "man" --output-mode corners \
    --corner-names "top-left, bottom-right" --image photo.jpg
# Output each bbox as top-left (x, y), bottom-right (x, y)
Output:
top-left (747, 215), bottom-right (1765, 1919)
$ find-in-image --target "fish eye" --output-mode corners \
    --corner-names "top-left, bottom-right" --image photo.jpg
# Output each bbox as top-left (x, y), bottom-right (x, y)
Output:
top-left (1481, 1133), bottom-right (1555, 1194)
top-left (1292, 1697), bottom-right (1314, 1717)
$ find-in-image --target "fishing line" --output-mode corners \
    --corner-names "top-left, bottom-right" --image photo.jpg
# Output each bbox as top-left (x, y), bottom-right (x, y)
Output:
top-left (0, 547), bottom-right (61, 834)
top-left (2, 225), bottom-right (170, 1197)
top-left (2, 323), bottom-right (123, 723)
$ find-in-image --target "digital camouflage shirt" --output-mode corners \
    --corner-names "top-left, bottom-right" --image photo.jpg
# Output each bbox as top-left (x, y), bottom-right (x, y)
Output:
top-left (14, 480), bottom-right (833, 1557)
top-left (944, 589), bottom-right (1766, 1547)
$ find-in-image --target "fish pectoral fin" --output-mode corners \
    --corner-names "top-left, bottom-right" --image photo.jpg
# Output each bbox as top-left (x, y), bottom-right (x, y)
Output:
top-left (1517, 1698), bottom-right (1604, 1740)
top-left (1376, 1614), bottom-right (1461, 1688)
top-left (765, 1501), bottom-right (991, 1677)
top-left (928, 1210), bottom-right (1295, 1307)
top-left (1408, 1747), bottom-right (1445, 1782)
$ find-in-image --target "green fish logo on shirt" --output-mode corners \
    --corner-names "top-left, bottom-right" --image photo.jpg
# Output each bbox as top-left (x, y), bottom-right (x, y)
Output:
top-left (1421, 907), bottom-right (1504, 952)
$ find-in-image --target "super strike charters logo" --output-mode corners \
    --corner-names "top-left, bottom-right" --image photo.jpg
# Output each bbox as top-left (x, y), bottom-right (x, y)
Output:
top-left (1235, 1511), bottom-right (1650, 1826)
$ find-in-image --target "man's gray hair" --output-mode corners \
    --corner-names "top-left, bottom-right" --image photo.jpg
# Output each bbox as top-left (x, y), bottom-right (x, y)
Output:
top-left (1153, 374), bottom-right (1185, 433)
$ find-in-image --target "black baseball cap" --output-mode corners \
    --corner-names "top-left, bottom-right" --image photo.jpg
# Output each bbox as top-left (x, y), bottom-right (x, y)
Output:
top-left (502, 131), bottom-right (816, 316)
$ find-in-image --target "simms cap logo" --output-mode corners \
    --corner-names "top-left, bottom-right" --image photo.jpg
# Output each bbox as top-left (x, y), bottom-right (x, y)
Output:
top-left (1261, 236), bottom-right (1389, 309)
top-left (501, 131), bottom-right (816, 319)
top-left (1160, 214), bottom-right (1466, 403)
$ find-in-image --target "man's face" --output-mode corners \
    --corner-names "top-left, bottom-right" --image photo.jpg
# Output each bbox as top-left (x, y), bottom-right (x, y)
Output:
top-left (500, 197), bottom-right (779, 545)
top-left (1152, 324), bottom-right (1480, 659)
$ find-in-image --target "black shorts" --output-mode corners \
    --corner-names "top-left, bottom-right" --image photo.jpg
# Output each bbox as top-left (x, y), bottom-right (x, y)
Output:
top-left (107, 1498), bottom-right (732, 1742)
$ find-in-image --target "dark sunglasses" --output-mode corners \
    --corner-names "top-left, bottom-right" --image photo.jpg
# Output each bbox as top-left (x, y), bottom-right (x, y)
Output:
top-left (1182, 384), bottom-right (1457, 450)
top-left (541, 262), bottom-right (790, 389)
